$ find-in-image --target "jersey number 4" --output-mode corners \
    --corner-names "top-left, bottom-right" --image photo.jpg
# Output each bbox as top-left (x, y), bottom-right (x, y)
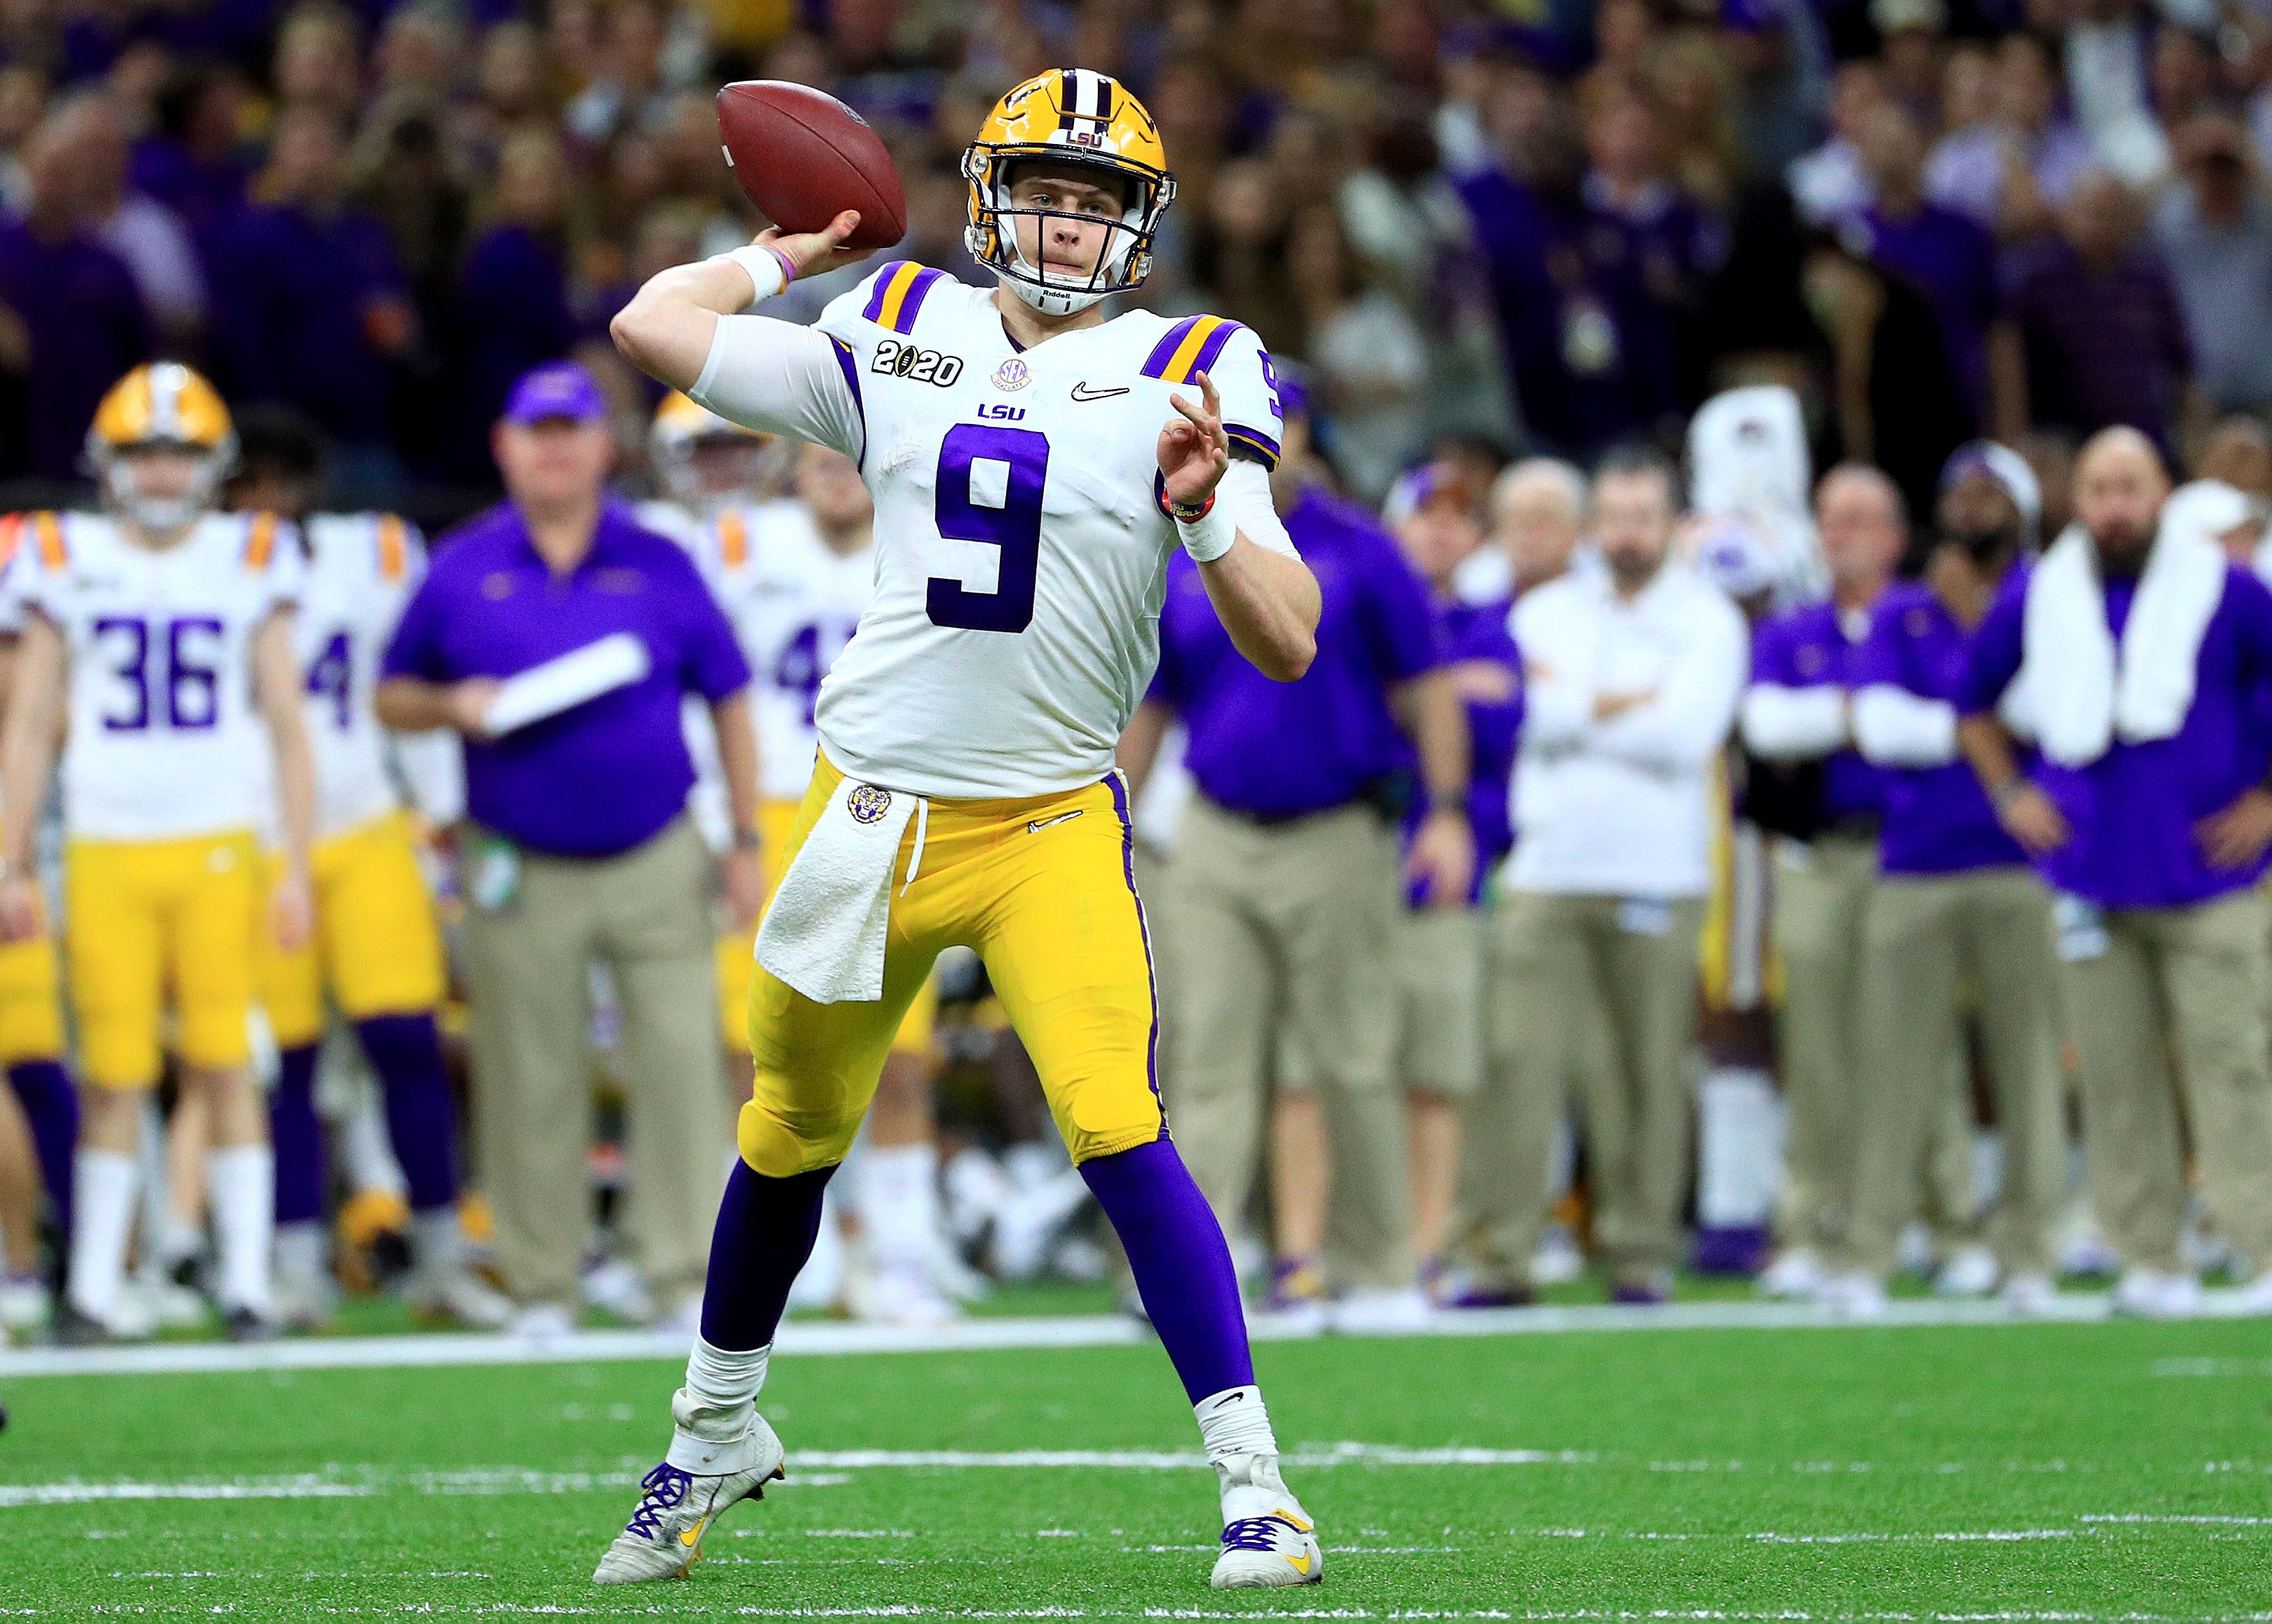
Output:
top-left (928, 424), bottom-right (1047, 634)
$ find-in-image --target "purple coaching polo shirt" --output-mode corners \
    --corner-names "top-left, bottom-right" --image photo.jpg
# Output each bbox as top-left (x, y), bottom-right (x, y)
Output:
top-left (1957, 561), bottom-right (2272, 911)
top-left (383, 499), bottom-right (751, 858)
top-left (1751, 599), bottom-right (1887, 827)
top-left (1853, 580), bottom-right (2029, 875)
top-left (1150, 486), bottom-right (1440, 821)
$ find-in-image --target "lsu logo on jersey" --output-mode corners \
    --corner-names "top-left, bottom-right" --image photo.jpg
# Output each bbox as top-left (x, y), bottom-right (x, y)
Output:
top-left (871, 338), bottom-right (965, 388)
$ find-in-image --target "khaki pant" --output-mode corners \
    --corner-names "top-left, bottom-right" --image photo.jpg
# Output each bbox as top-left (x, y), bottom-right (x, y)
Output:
top-left (1493, 890), bottom-right (1706, 1285)
top-left (462, 816), bottom-right (728, 1310)
top-left (1847, 866), bottom-right (2062, 1278)
top-left (2062, 888), bottom-right (2272, 1275)
top-left (1165, 795), bottom-right (1410, 1288)
top-left (1395, 907), bottom-right (1486, 1098)
top-left (1769, 833), bottom-right (1878, 1252)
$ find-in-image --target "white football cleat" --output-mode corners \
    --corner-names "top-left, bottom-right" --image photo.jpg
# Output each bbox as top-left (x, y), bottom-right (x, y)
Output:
top-left (1209, 1452), bottom-right (1322, 1589)
top-left (1999, 1272), bottom-right (2060, 1317)
top-left (1331, 1285), bottom-right (1431, 1335)
top-left (593, 1413), bottom-right (786, 1584)
top-left (406, 1264), bottom-right (514, 1330)
top-left (1814, 1270), bottom-right (1890, 1320)
top-left (0, 1275), bottom-right (52, 1340)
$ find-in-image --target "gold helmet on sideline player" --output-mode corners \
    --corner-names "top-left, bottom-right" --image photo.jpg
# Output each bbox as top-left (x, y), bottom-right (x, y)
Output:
top-left (85, 362), bottom-right (238, 533)
top-left (649, 390), bottom-right (768, 516)
top-left (962, 68), bottom-right (1175, 318)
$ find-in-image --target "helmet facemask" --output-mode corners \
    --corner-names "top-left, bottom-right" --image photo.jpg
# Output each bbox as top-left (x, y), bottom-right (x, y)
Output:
top-left (964, 147), bottom-right (1174, 317)
top-left (94, 438), bottom-right (235, 535)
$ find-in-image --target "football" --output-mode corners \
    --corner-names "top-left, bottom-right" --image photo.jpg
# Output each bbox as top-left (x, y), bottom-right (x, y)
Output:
top-left (716, 80), bottom-right (907, 254)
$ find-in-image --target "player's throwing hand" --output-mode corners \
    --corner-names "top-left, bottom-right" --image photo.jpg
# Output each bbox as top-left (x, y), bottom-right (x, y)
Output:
top-left (754, 212), bottom-right (872, 281)
top-left (1159, 370), bottom-right (1232, 511)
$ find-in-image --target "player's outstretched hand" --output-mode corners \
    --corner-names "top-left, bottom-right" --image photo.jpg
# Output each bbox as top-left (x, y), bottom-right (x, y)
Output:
top-left (0, 874), bottom-right (42, 944)
top-left (756, 213), bottom-right (872, 281)
top-left (722, 846), bottom-right (767, 932)
top-left (1159, 370), bottom-right (1232, 511)
top-left (270, 870), bottom-right (313, 954)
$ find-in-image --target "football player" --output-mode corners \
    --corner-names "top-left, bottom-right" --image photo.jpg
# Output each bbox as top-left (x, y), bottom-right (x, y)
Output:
top-left (0, 515), bottom-right (76, 1337)
top-left (0, 364), bottom-right (316, 1341)
top-left (598, 69), bottom-right (1324, 1587)
top-left (227, 412), bottom-right (507, 1330)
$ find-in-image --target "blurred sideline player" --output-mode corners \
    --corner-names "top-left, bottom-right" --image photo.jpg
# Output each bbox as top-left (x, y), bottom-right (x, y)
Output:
top-left (0, 515), bottom-right (76, 1336)
top-left (604, 69), bottom-right (1326, 1587)
top-left (0, 363), bottom-right (316, 1341)
top-left (227, 412), bottom-right (506, 1330)
top-left (648, 396), bottom-right (954, 1324)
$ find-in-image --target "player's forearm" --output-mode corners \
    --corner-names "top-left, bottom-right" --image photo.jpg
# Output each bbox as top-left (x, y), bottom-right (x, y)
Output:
top-left (1117, 700), bottom-right (1172, 799)
top-left (0, 622), bottom-right (61, 869)
top-left (1396, 670), bottom-right (1471, 806)
top-left (1197, 539), bottom-right (1318, 683)
top-left (268, 713), bottom-right (317, 878)
top-left (611, 259), bottom-right (752, 393)
top-left (711, 690), bottom-right (762, 843)
top-left (375, 677), bottom-right (459, 734)
top-left (1956, 711), bottom-right (2023, 800)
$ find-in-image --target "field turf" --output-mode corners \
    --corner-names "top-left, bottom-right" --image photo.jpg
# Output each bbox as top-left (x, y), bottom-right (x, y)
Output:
top-left (0, 1315), bottom-right (2264, 1621)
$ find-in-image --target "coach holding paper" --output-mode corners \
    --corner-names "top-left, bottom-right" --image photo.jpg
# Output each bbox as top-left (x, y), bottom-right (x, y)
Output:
top-left (377, 360), bottom-right (762, 1333)
top-left (1956, 428), bottom-right (2272, 1318)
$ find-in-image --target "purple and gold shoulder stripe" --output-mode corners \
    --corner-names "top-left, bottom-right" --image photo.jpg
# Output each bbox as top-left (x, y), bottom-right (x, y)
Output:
top-left (862, 261), bottom-right (945, 335)
top-left (1141, 315), bottom-right (1281, 468)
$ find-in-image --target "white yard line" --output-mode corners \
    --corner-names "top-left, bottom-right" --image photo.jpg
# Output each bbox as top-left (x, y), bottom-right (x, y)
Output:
top-left (7, 1288), bottom-right (2265, 1380)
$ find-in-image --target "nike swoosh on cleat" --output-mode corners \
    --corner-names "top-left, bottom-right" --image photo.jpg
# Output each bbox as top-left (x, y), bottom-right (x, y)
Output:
top-left (679, 1516), bottom-right (709, 1548)
top-left (1026, 811), bottom-right (1085, 833)
top-left (1286, 1552), bottom-right (1311, 1574)
top-left (1070, 382), bottom-right (1129, 401)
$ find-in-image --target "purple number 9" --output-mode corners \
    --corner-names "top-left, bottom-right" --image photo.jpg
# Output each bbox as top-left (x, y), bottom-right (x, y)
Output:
top-left (928, 423), bottom-right (1048, 633)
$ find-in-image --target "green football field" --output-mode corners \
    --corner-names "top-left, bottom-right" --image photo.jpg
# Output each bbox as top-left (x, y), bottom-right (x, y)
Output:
top-left (1, 1316), bottom-right (2266, 1621)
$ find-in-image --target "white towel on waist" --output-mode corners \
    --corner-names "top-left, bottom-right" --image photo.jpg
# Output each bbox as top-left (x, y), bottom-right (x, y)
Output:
top-left (754, 776), bottom-right (920, 1004)
top-left (2015, 498), bottom-right (2233, 767)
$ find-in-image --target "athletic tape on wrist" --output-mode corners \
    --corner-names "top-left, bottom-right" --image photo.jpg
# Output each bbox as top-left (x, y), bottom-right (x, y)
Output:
top-left (716, 244), bottom-right (794, 307)
top-left (1177, 498), bottom-right (1235, 564)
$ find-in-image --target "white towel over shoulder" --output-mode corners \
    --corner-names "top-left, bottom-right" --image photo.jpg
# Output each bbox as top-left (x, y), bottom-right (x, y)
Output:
top-left (754, 776), bottom-right (920, 1004)
top-left (2015, 488), bottom-right (2238, 767)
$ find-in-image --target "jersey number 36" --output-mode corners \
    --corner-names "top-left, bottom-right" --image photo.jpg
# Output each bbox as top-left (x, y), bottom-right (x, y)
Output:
top-left (928, 424), bottom-right (1047, 635)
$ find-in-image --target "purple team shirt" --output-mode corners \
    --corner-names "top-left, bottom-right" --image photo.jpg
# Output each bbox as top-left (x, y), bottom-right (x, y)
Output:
top-left (1400, 595), bottom-right (1522, 907)
top-left (1151, 486), bottom-right (1440, 821)
top-left (1853, 580), bottom-right (2030, 875)
top-left (383, 499), bottom-right (751, 858)
top-left (1957, 561), bottom-right (2272, 911)
top-left (1750, 599), bottom-right (1887, 827)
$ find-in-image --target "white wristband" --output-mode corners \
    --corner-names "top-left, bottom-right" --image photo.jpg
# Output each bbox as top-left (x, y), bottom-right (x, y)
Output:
top-left (713, 244), bottom-right (793, 309)
top-left (1176, 499), bottom-right (1236, 564)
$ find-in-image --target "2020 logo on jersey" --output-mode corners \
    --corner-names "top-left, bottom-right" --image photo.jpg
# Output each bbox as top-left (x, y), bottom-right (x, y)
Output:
top-left (871, 338), bottom-right (965, 388)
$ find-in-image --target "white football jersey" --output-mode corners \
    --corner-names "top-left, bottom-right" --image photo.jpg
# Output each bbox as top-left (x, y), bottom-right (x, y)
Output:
top-left (294, 513), bottom-right (425, 838)
top-left (692, 262), bottom-right (1292, 799)
top-left (12, 509), bottom-right (300, 841)
top-left (705, 500), bottom-right (876, 802)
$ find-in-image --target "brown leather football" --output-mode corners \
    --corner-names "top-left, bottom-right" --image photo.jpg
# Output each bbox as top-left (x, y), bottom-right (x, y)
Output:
top-left (716, 81), bottom-right (907, 254)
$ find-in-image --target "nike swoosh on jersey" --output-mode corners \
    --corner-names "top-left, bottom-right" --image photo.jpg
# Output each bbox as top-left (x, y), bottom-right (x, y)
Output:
top-left (1026, 810), bottom-right (1085, 833)
top-left (1070, 382), bottom-right (1129, 401)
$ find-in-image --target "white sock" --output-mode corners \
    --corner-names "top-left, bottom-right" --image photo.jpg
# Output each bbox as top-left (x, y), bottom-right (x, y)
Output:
top-left (855, 1143), bottom-right (941, 1273)
top-left (410, 1206), bottom-right (463, 1274)
top-left (1194, 1385), bottom-right (1279, 1464)
top-left (665, 1336), bottom-right (773, 1473)
top-left (208, 1144), bottom-right (274, 1316)
top-left (274, 1219), bottom-right (327, 1285)
top-left (68, 1149), bottom-right (139, 1322)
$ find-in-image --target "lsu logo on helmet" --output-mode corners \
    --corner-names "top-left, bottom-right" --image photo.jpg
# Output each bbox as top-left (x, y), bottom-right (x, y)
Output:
top-left (962, 68), bottom-right (1176, 318)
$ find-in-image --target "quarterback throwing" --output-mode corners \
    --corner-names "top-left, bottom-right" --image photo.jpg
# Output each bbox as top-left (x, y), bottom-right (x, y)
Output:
top-left (600, 68), bottom-right (1324, 1589)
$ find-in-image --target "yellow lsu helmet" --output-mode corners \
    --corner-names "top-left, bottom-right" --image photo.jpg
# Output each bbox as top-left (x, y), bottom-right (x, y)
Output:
top-left (86, 362), bottom-right (238, 530)
top-left (650, 390), bottom-right (767, 511)
top-left (963, 68), bottom-right (1175, 317)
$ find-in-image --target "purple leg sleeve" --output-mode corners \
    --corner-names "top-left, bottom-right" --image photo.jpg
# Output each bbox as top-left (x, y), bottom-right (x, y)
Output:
top-left (355, 1013), bottom-right (460, 1213)
top-left (269, 1044), bottom-right (327, 1225)
top-left (7, 1060), bottom-right (76, 1234)
top-left (1081, 1137), bottom-right (1255, 1401)
top-left (699, 1159), bottom-right (837, 1352)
